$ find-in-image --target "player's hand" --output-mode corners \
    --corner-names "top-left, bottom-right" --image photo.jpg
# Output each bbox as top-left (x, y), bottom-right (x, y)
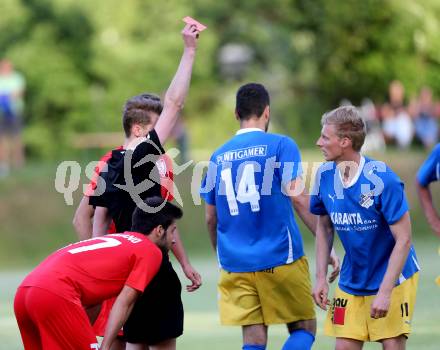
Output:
top-left (182, 263), bottom-right (202, 292)
top-left (370, 291), bottom-right (391, 319)
top-left (182, 24), bottom-right (200, 49)
top-left (328, 248), bottom-right (340, 283)
top-left (312, 278), bottom-right (329, 311)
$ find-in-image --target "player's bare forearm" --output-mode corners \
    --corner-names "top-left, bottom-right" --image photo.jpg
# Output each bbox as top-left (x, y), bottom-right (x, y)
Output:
top-left (291, 192), bottom-right (317, 236)
top-left (313, 215), bottom-right (334, 309)
top-left (287, 179), bottom-right (340, 280)
top-left (205, 204), bottom-right (217, 251)
top-left (92, 206), bottom-right (111, 237)
top-left (171, 227), bottom-right (190, 266)
top-left (171, 226), bottom-right (202, 291)
top-left (379, 212), bottom-right (412, 294)
top-left (73, 196), bottom-right (94, 240)
top-left (416, 182), bottom-right (440, 237)
top-left (315, 215), bottom-right (334, 281)
top-left (287, 178), bottom-right (317, 235)
top-left (370, 212), bottom-right (412, 318)
top-left (101, 286), bottom-right (139, 350)
top-left (155, 25), bottom-right (199, 144)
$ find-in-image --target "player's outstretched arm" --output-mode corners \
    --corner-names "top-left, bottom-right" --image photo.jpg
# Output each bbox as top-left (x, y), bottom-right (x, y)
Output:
top-left (289, 178), bottom-right (318, 235)
top-left (155, 24), bottom-right (200, 145)
top-left (313, 215), bottom-right (335, 310)
top-left (416, 181), bottom-right (440, 238)
top-left (371, 212), bottom-right (412, 319)
top-left (92, 206), bottom-right (112, 237)
top-left (72, 195), bottom-right (94, 240)
top-left (171, 227), bottom-right (202, 292)
top-left (205, 203), bottom-right (217, 251)
top-left (101, 285), bottom-right (140, 350)
top-left (289, 178), bottom-right (340, 280)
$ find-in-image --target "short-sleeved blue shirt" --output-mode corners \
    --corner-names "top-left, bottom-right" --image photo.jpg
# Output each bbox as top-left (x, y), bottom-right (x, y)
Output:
top-left (310, 156), bottom-right (420, 296)
top-left (200, 128), bottom-right (305, 272)
top-left (417, 143), bottom-right (440, 187)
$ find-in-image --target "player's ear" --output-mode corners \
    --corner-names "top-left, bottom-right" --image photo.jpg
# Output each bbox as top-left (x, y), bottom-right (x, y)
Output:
top-left (131, 124), bottom-right (138, 137)
top-left (131, 124), bottom-right (143, 137)
top-left (340, 137), bottom-right (352, 149)
top-left (235, 110), bottom-right (240, 121)
top-left (263, 105), bottom-right (270, 120)
top-left (156, 225), bottom-right (165, 238)
top-left (150, 225), bottom-right (164, 240)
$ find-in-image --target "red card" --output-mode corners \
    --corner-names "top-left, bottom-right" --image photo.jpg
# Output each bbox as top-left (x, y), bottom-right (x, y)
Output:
top-left (333, 306), bottom-right (346, 325)
top-left (183, 16), bottom-right (207, 32)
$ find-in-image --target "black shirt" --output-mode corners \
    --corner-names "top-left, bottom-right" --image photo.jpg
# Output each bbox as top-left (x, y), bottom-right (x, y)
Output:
top-left (89, 129), bottom-right (165, 232)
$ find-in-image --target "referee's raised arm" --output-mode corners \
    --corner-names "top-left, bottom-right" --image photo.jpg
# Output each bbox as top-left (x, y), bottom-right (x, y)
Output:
top-left (155, 24), bottom-right (201, 145)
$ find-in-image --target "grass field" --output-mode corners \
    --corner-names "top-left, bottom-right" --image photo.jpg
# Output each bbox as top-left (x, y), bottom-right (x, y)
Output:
top-left (1, 236), bottom-right (439, 349)
top-left (0, 150), bottom-right (439, 349)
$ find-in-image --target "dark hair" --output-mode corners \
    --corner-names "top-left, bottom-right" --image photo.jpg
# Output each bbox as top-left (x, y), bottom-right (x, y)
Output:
top-left (122, 93), bottom-right (163, 137)
top-left (236, 83), bottom-right (270, 120)
top-left (131, 197), bottom-right (183, 235)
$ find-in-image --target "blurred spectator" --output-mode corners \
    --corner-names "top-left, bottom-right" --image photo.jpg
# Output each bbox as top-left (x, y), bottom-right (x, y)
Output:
top-left (0, 59), bottom-right (26, 176)
top-left (412, 87), bottom-right (439, 149)
top-left (381, 80), bottom-right (413, 148)
top-left (360, 98), bottom-right (385, 152)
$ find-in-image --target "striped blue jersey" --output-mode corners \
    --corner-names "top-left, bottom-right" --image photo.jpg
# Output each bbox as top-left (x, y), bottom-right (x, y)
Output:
top-left (310, 156), bottom-right (420, 296)
top-left (200, 128), bottom-right (305, 272)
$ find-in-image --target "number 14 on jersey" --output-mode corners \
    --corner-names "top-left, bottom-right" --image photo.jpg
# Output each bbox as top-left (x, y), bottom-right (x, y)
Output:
top-left (221, 164), bottom-right (261, 216)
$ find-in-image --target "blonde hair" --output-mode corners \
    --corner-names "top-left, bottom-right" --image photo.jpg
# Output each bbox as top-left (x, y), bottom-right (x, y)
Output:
top-left (321, 105), bottom-right (366, 151)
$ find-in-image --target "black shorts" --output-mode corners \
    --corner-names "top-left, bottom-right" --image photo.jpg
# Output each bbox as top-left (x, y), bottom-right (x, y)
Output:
top-left (123, 256), bottom-right (183, 345)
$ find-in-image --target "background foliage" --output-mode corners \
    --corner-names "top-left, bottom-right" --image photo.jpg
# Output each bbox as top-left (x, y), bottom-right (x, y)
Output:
top-left (2, 0), bottom-right (440, 156)
top-left (1, 2), bottom-right (440, 348)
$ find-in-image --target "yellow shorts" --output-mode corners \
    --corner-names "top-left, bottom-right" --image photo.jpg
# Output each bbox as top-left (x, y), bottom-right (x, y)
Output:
top-left (325, 272), bottom-right (419, 342)
top-left (218, 257), bottom-right (316, 326)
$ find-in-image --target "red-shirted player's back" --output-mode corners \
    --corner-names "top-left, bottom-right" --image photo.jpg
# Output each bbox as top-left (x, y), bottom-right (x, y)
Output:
top-left (20, 232), bottom-right (162, 307)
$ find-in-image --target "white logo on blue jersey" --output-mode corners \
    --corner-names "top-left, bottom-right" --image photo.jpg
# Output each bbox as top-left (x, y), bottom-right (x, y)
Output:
top-left (311, 156), bottom-right (419, 295)
top-left (216, 145), bottom-right (267, 164)
top-left (330, 212), bottom-right (364, 225)
top-left (359, 190), bottom-right (374, 209)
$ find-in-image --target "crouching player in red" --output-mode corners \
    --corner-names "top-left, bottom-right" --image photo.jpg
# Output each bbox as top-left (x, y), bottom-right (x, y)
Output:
top-left (14, 197), bottom-right (182, 350)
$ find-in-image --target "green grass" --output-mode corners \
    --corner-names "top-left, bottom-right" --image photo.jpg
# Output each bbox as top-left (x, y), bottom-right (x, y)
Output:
top-left (0, 150), bottom-right (439, 348)
top-left (2, 237), bottom-right (439, 349)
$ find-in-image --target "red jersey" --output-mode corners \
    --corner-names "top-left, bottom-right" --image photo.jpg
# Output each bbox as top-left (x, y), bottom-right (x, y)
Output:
top-left (85, 147), bottom-right (123, 234)
top-left (20, 232), bottom-right (162, 307)
top-left (84, 147), bottom-right (123, 197)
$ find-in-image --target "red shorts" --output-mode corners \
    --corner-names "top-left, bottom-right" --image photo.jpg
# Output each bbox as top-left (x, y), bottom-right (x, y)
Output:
top-left (14, 286), bottom-right (100, 350)
top-left (92, 297), bottom-right (118, 337)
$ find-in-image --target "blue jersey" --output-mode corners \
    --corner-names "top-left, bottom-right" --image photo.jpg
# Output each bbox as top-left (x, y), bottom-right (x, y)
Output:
top-left (310, 156), bottom-right (420, 296)
top-left (200, 128), bottom-right (305, 272)
top-left (417, 143), bottom-right (440, 186)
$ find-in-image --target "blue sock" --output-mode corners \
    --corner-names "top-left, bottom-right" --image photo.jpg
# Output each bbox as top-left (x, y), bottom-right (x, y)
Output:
top-left (243, 345), bottom-right (266, 350)
top-left (281, 329), bottom-right (315, 350)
